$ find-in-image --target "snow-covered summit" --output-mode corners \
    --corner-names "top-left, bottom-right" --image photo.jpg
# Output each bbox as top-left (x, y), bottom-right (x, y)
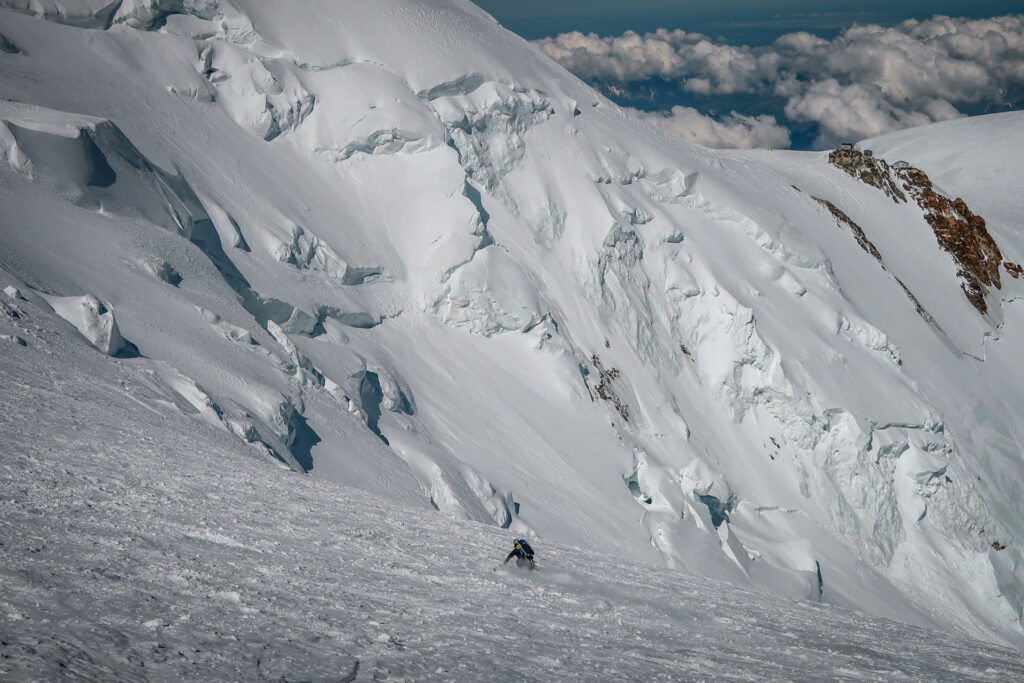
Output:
top-left (2, 0), bottom-right (1024, 651)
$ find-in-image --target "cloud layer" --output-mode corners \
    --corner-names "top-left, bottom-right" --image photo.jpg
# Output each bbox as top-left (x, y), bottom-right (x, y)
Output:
top-left (534, 15), bottom-right (1024, 148)
top-left (625, 106), bottom-right (791, 149)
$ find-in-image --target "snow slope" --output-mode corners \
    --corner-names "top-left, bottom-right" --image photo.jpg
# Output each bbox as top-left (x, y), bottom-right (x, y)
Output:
top-left (3, 297), bottom-right (1024, 679)
top-left (1, 0), bottom-right (1024, 648)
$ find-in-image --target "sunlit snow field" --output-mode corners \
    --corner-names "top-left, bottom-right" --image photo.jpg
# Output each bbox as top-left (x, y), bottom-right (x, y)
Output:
top-left (2, 297), bottom-right (1023, 679)
top-left (3, 0), bottom-right (1024, 676)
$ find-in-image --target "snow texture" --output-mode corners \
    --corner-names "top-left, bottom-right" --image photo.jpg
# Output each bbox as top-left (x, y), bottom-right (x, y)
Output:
top-left (2, 298), bottom-right (1023, 679)
top-left (2, 0), bottom-right (1024, 668)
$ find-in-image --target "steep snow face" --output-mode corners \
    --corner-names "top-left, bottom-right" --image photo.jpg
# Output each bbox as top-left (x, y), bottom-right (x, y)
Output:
top-left (4, 298), bottom-right (1024, 679)
top-left (1, 0), bottom-right (1023, 645)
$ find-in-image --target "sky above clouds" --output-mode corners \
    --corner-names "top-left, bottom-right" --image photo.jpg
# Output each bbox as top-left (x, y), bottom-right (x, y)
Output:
top-left (474, 2), bottom-right (1024, 149)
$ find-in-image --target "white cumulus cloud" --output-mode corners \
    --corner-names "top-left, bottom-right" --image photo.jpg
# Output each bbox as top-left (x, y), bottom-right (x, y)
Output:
top-left (534, 15), bottom-right (1024, 148)
top-left (782, 80), bottom-right (960, 145)
top-left (627, 105), bottom-right (791, 149)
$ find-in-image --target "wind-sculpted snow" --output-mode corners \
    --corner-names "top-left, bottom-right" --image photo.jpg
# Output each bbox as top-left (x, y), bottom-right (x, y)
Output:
top-left (0, 0), bottom-right (120, 28)
top-left (317, 128), bottom-right (431, 162)
top-left (2, 0), bottom-right (1024, 649)
top-left (416, 72), bottom-right (490, 101)
top-left (0, 106), bottom-right (116, 192)
top-left (638, 168), bottom-right (700, 205)
top-left (431, 246), bottom-right (549, 336)
top-left (113, 0), bottom-right (253, 40)
top-left (42, 293), bottom-right (138, 358)
top-left (0, 31), bottom-right (17, 52)
top-left (197, 42), bottom-right (315, 142)
top-left (528, 200), bottom-right (566, 249)
top-left (4, 307), bottom-right (1024, 679)
top-left (435, 82), bottom-right (554, 194)
top-left (272, 223), bottom-right (378, 286)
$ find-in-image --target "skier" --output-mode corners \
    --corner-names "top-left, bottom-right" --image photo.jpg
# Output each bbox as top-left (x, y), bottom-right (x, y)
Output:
top-left (503, 538), bottom-right (536, 570)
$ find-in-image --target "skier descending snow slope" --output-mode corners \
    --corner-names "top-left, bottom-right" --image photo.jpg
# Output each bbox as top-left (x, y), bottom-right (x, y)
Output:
top-left (1, 0), bottom-right (1024, 645)
top-left (3, 292), bottom-right (1024, 678)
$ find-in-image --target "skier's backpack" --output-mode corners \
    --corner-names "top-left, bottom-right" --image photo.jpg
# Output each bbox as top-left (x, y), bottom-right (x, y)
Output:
top-left (514, 539), bottom-right (534, 560)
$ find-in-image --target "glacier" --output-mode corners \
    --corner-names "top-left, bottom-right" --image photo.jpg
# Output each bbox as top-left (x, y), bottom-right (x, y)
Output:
top-left (1, 0), bottom-right (1024, 672)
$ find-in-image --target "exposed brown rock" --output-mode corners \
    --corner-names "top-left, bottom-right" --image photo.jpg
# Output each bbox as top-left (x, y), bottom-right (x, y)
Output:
top-left (828, 148), bottom-right (1004, 316)
top-left (1004, 261), bottom-right (1022, 279)
top-left (810, 196), bottom-right (882, 261)
top-left (895, 167), bottom-right (1003, 315)
top-left (591, 354), bottom-right (630, 422)
top-left (828, 149), bottom-right (907, 202)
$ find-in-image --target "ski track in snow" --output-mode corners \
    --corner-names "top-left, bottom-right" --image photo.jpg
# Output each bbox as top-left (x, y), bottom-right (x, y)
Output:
top-left (2, 303), bottom-right (1023, 680)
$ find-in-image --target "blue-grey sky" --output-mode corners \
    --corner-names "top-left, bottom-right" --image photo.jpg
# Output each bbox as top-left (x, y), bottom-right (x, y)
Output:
top-left (473, 1), bottom-right (1024, 150)
top-left (474, 0), bottom-right (1022, 44)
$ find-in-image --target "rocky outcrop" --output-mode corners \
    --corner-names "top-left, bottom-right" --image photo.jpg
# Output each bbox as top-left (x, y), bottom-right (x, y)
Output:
top-left (589, 354), bottom-right (630, 423)
top-left (829, 149), bottom-right (1004, 316)
top-left (829, 149), bottom-right (906, 202)
top-left (896, 167), bottom-right (1003, 315)
top-left (810, 195), bottom-right (881, 261)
